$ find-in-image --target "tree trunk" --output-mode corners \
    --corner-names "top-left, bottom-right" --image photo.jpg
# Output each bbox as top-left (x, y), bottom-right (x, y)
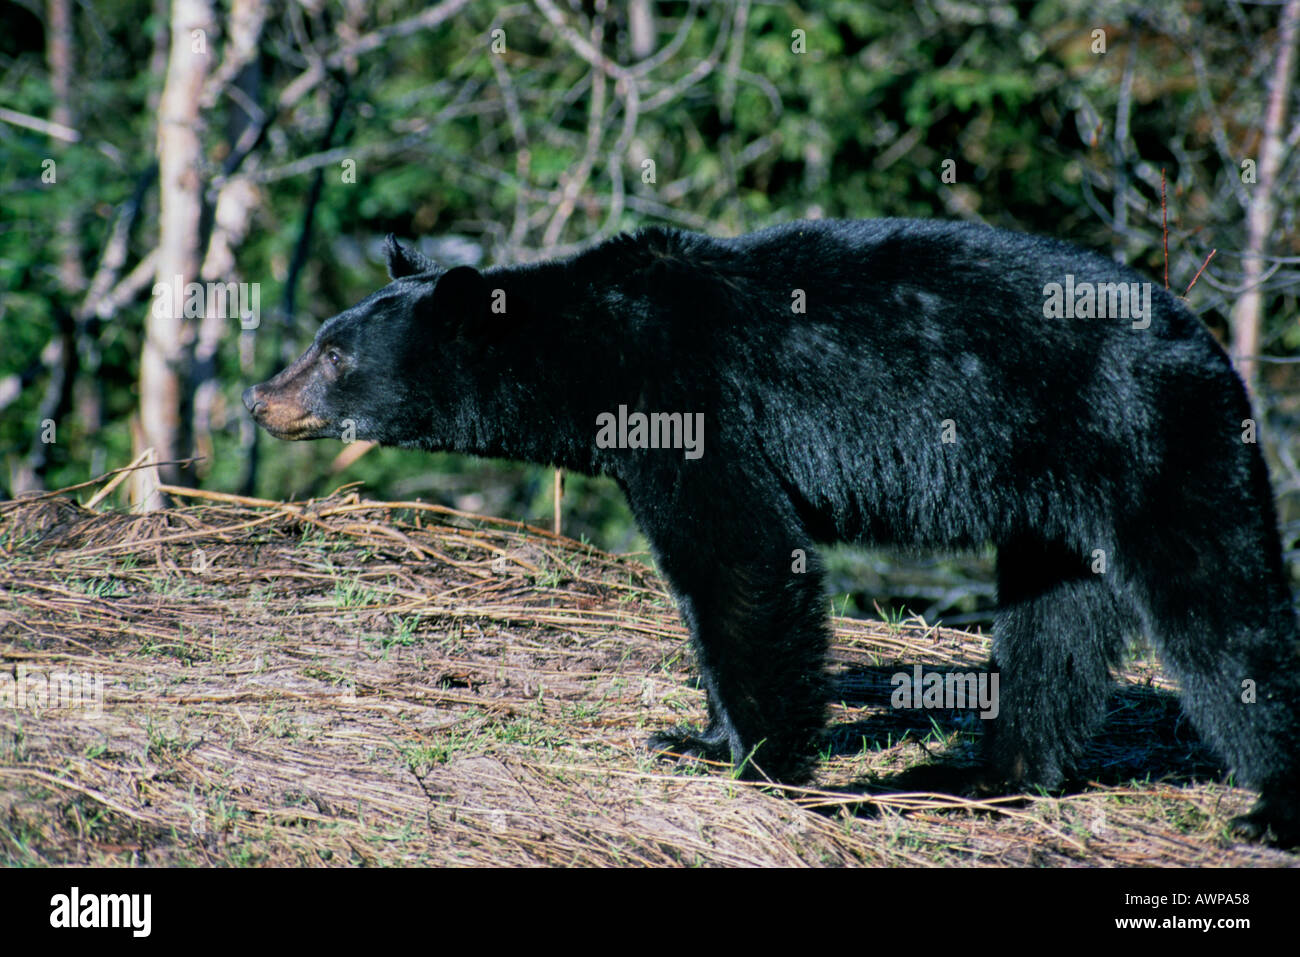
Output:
top-left (133, 0), bottom-right (214, 509)
top-left (13, 0), bottom-right (83, 495)
top-left (1231, 0), bottom-right (1300, 394)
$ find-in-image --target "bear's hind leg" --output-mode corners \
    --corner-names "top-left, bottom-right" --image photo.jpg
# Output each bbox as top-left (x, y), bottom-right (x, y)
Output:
top-left (1128, 561), bottom-right (1300, 845)
top-left (984, 538), bottom-right (1133, 791)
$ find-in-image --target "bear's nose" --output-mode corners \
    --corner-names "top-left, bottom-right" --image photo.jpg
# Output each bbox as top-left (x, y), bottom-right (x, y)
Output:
top-left (243, 386), bottom-right (265, 416)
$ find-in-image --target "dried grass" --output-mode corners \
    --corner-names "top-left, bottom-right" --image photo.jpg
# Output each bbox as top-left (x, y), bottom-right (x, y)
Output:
top-left (0, 479), bottom-right (1293, 867)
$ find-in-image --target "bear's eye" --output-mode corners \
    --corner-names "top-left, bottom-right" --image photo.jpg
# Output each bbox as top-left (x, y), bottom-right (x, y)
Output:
top-left (327, 349), bottom-right (341, 367)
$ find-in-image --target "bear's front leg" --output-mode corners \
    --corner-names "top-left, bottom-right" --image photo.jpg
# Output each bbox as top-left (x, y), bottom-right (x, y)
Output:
top-left (648, 687), bottom-right (734, 765)
top-left (646, 544), bottom-right (832, 784)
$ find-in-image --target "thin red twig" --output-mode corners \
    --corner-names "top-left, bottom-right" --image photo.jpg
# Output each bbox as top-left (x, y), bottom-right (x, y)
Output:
top-left (1160, 168), bottom-right (1169, 290)
top-left (1183, 248), bottom-right (1217, 297)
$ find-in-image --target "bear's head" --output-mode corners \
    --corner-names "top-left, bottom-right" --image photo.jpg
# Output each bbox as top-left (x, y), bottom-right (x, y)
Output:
top-left (243, 236), bottom-right (491, 449)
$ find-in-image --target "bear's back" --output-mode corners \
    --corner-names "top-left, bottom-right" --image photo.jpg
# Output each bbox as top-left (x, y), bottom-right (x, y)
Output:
top-left (567, 220), bottom-right (1246, 552)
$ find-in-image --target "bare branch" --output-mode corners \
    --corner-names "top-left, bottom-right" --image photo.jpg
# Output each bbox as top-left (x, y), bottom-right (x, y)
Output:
top-left (0, 105), bottom-right (80, 141)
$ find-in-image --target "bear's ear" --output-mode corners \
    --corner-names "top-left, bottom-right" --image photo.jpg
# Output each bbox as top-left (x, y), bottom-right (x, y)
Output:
top-left (385, 234), bottom-right (438, 279)
top-left (429, 265), bottom-right (491, 323)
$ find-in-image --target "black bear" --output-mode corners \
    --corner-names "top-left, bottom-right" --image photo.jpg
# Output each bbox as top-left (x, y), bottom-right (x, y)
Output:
top-left (244, 219), bottom-right (1299, 844)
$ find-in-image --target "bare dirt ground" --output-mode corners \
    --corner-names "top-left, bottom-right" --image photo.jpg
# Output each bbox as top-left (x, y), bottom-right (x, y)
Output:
top-left (1, 483), bottom-right (1295, 867)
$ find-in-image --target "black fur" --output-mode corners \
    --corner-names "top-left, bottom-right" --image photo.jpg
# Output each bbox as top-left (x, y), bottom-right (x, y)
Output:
top-left (245, 219), bottom-right (1300, 843)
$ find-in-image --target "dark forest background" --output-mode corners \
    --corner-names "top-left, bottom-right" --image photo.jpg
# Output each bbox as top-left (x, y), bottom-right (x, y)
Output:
top-left (3, 0), bottom-right (1298, 625)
